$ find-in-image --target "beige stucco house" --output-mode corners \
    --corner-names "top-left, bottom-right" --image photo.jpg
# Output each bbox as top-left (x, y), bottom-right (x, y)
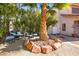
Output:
top-left (48, 4), bottom-right (79, 36)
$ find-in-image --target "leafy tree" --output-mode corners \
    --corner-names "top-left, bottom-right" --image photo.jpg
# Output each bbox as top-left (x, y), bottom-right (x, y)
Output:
top-left (46, 12), bottom-right (57, 29)
top-left (0, 3), bottom-right (17, 36)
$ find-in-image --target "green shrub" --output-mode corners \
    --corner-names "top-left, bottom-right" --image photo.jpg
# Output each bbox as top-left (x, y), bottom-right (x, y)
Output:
top-left (0, 28), bottom-right (5, 38)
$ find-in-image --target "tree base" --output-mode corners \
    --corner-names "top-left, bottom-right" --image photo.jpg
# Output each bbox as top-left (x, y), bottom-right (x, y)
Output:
top-left (24, 38), bottom-right (62, 54)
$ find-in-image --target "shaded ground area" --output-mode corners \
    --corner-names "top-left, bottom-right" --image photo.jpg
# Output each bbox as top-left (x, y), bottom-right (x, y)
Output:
top-left (54, 34), bottom-right (79, 45)
top-left (0, 35), bottom-right (79, 56)
top-left (0, 37), bottom-right (25, 55)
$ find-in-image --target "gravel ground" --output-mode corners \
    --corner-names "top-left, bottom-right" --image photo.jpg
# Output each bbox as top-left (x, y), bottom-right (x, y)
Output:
top-left (0, 36), bottom-right (79, 56)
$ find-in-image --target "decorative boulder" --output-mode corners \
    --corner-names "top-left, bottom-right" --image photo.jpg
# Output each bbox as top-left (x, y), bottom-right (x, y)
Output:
top-left (46, 40), bottom-right (55, 46)
top-left (24, 38), bottom-right (62, 54)
top-left (24, 40), bottom-right (30, 49)
top-left (53, 38), bottom-right (62, 43)
top-left (24, 40), bottom-right (41, 53)
top-left (24, 40), bottom-right (30, 45)
top-left (34, 41), bottom-right (45, 46)
top-left (32, 44), bottom-right (41, 53)
top-left (41, 45), bottom-right (52, 54)
top-left (53, 42), bottom-right (62, 50)
top-left (25, 40), bottom-right (33, 51)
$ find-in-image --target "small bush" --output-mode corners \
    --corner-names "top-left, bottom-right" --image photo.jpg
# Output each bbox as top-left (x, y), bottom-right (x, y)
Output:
top-left (0, 28), bottom-right (5, 38)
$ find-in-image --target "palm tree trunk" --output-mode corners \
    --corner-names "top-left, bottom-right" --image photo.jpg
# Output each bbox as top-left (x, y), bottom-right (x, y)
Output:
top-left (39, 3), bottom-right (48, 41)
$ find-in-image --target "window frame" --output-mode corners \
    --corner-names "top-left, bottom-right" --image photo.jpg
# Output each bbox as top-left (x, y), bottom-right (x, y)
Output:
top-left (62, 23), bottom-right (66, 31)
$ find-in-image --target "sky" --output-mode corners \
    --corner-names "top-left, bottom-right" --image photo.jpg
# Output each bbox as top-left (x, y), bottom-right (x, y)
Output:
top-left (21, 3), bottom-right (54, 11)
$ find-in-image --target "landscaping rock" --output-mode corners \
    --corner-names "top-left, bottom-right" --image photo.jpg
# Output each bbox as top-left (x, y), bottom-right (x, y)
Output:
top-left (46, 40), bottom-right (55, 46)
top-left (24, 40), bottom-right (41, 53)
top-left (53, 42), bottom-right (62, 50)
top-left (24, 40), bottom-right (30, 46)
top-left (34, 41), bottom-right (48, 46)
top-left (25, 41), bottom-right (33, 51)
top-left (53, 38), bottom-right (62, 43)
top-left (32, 44), bottom-right (41, 53)
top-left (24, 38), bottom-right (62, 54)
top-left (41, 45), bottom-right (52, 54)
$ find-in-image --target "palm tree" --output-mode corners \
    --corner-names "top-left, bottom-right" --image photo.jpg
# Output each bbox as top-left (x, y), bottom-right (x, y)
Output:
top-left (22, 3), bottom-right (69, 41)
top-left (40, 3), bottom-right (70, 40)
top-left (39, 3), bottom-right (48, 40)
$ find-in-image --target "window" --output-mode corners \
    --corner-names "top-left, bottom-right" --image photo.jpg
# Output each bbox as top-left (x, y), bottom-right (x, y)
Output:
top-left (74, 21), bottom-right (79, 24)
top-left (62, 23), bottom-right (66, 31)
top-left (72, 8), bottom-right (79, 13)
top-left (74, 21), bottom-right (79, 28)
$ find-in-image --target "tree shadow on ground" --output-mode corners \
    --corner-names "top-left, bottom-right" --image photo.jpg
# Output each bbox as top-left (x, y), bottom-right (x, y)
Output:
top-left (49, 34), bottom-right (79, 42)
top-left (0, 38), bottom-right (25, 53)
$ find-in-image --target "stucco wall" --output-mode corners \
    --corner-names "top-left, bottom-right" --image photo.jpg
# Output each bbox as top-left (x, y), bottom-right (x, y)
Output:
top-left (60, 16), bottom-right (79, 36)
top-left (47, 7), bottom-right (79, 35)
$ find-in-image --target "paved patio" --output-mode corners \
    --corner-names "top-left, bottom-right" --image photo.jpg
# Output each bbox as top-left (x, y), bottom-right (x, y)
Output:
top-left (0, 36), bottom-right (79, 56)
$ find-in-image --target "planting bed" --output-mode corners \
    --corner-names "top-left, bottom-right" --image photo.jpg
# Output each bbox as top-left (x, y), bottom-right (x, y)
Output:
top-left (24, 38), bottom-right (62, 54)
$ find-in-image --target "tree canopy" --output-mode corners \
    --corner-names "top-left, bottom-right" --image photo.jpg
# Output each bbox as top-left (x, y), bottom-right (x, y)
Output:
top-left (0, 3), bottom-right (70, 39)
